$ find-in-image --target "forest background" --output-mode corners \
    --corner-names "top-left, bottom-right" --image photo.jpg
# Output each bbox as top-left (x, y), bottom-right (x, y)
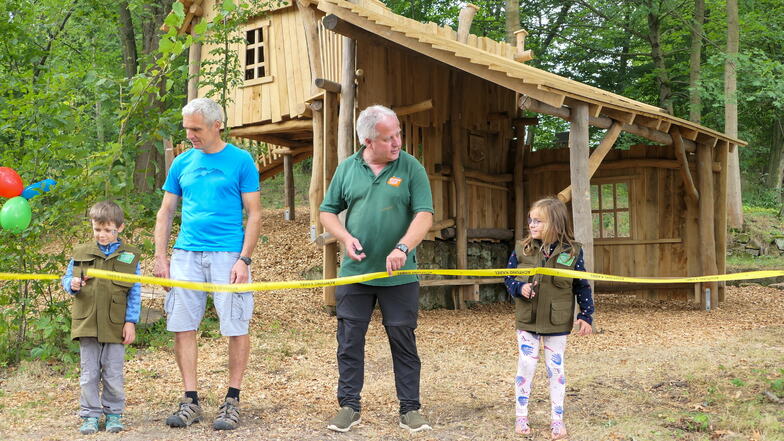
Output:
top-left (0, 0), bottom-right (782, 367)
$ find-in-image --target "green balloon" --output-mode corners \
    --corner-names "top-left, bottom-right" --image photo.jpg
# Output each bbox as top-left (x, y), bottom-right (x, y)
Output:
top-left (0, 196), bottom-right (32, 233)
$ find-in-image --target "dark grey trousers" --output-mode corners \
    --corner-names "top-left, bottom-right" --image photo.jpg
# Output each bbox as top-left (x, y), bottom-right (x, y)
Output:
top-left (335, 282), bottom-right (421, 414)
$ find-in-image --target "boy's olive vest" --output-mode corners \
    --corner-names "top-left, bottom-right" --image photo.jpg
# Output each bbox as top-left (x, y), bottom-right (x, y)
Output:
top-left (70, 242), bottom-right (141, 343)
top-left (513, 239), bottom-right (582, 334)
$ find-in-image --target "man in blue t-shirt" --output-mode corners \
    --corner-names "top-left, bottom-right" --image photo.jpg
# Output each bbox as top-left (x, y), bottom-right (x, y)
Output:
top-left (154, 98), bottom-right (261, 431)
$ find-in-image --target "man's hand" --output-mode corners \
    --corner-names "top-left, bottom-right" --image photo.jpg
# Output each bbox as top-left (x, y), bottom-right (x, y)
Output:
top-left (231, 259), bottom-right (250, 284)
top-left (122, 322), bottom-right (136, 345)
top-left (153, 255), bottom-right (171, 292)
top-left (385, 248), bottom-right (407, 276)
top-left (344, 237), bottom-right (367, 262)
top-left (575, 319), bottom-right (592, 336)
top-left (520, 281), bottom-right (538, 298)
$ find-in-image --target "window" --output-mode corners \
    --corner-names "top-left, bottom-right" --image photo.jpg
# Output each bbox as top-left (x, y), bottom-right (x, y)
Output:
top-left (591, 181), bottom-right (630, 238)
top-left (244, 22), bottom-right (272, 85)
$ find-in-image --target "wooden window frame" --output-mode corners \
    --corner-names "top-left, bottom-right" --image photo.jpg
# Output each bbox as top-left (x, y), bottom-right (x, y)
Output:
top-left (590, 178), bottom-right (632, 240)
top-left (243, 20), bottom-right (274, 87)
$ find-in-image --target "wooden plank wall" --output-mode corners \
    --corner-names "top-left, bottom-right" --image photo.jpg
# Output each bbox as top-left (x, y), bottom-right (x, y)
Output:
top-left (355, 41), bottom-right (517, 238)
top-left (523, 144), bottom-right (708, 300)
top-left (198, 5), bottom-right (316, 128)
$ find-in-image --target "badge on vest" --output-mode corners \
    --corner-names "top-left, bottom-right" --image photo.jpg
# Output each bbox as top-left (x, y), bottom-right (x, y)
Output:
top-left (387, 176), bottom-right (402, 187)
top-left (556, 252), bottom-right (575, 266)
top-left (117, 252), bottom-right (135, 264)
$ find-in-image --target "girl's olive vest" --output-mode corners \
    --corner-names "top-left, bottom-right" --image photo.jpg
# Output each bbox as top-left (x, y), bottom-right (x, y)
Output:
top-left (70, 242), bottom-right (140, 343)
top-left (513, 239), bottom-right (582, 334)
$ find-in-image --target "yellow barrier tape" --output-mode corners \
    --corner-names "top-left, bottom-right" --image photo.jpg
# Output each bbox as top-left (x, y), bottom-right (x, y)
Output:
top-left (3, 269), bottom-right (784, 292)
top-left (0, 273), bottom-right (60, 281)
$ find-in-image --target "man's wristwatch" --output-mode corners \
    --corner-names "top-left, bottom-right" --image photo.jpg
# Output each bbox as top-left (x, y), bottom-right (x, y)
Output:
top-left (394, 243), bottom-right (409, 255)
top-left (239, 256), bottom-right (252, 266)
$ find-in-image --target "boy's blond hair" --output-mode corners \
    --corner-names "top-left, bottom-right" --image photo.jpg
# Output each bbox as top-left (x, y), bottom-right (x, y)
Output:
top-left (89, 201), bottom-right (125, 227)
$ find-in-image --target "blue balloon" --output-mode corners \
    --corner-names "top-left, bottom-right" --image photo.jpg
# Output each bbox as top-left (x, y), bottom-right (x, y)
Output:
top-left (21, 179), bottom-right (57, 200)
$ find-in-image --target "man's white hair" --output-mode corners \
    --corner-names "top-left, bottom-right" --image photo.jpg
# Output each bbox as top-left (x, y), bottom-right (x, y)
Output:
top-left (182, 98), bottom-right (224, 126)
top-left (356, 105), bottom-right (397, 146)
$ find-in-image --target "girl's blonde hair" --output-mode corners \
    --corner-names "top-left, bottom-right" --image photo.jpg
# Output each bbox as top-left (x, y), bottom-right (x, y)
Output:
top-left (520, 197), bottom-right (578, 256)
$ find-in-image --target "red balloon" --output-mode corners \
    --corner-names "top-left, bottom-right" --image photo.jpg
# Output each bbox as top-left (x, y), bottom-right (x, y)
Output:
top-left (0, 167), bottom-right (24, 198)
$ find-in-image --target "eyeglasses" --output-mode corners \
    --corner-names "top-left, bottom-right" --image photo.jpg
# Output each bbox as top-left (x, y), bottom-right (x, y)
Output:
top-left (527, 217), bottom-right (544, 227)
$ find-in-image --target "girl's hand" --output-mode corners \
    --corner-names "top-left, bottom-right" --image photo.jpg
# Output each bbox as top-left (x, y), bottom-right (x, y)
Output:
top-left (520, 281), bottom-right (537, 298)
top-left (575, 319), bottom-right (592, 336)
top-left (70, 277), bottom-right (86, 292)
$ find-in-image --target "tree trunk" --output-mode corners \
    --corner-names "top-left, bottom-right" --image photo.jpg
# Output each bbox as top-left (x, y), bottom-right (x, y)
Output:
top-left (133, 0), bottom-right (175, 193)
top-left (118, 1), bottom-right (138, 79)
top-left (766, 118), bottom-right (784, 199)
top-left (646, 1), bottom-right (673, 114)
top-left (689, 0), bottom-right (704, 123)
top-left (505, 0), bottom-right (520, 45)
top-left (725, 0), bottom-right (743, 227)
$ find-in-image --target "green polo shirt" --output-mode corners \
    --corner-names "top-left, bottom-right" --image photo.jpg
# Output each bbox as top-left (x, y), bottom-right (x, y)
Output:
top-left (320, 147), bottom-right (434, 286)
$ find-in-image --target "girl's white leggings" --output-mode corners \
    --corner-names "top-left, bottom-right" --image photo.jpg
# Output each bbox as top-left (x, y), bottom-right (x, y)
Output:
top-left (514, 330), bottom-right (567, 422)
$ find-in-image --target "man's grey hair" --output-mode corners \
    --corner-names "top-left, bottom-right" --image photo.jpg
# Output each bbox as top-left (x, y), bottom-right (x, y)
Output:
top-left (182, 98), bottom-right (224, 126)
top-left (356, 105), bottom-right (397, 145)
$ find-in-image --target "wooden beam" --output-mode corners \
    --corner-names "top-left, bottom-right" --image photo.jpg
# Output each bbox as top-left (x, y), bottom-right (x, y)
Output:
top-left (525, 158), bottom-right (721, 174)
top-left (337, 34), bottom-right (356, 161)
top-left (393, 99), bottom-right (433, 116)
top-left (231, 120), bottom-right (313, 137)
top-left (437, 165), bottom-right (513, 183)
top-left (451, 115), bottom-right (470, 307)
top-left (186, 20), bottom-right (202, 101)
top-left (259, 151), bottom-right (311, 181)
top-left (672, 127), bottom-right (699, 202)
top-left (557, 121), bottom-right (622, 203)
top-left (283, 153), bottom-right (296, 221)
top-left (519, 96), bottom-right (700, 153)
top-left (440, 228), bottom-right (514, 241)
top-left (697, 143), bottom-right (718, 309)
top-left (272, 146), bottom-right (312, 156)
top-left (419, 277), bottom-right (503, 287)
top-left (244, 134), bottom-right (311, 148)
top-left (315, 231), bottom-right (337, 247)
top-left (308, 99), bottom-right (325, 241)
top-left (429, 217), bottom-right (455, 232)
top-left (314, 77), bottom-right (342, 94)
top-left (457, 4), bottom-right (479, 43)
top-left (569, 102), bottom-right (594, 280)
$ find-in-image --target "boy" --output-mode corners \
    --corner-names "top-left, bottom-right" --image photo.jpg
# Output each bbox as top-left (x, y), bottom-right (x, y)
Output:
top-left (62, 201), bottom-right (142, 434)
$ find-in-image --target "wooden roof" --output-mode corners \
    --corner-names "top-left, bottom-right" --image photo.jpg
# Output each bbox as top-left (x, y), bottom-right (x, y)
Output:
top-left (314, 0), bottom-right (746, 147)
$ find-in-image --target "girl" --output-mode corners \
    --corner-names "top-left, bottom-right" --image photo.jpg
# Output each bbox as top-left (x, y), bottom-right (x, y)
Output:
top-left (504, 197), bottom-right (594, 439)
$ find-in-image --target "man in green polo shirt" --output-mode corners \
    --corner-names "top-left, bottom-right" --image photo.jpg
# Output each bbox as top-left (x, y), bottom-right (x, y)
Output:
top-left (320, 105), bottom-right (434, 433)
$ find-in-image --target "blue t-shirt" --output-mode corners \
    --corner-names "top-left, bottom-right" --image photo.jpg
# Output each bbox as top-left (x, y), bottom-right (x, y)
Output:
top-left (163, 144), bottom-right (260, 251)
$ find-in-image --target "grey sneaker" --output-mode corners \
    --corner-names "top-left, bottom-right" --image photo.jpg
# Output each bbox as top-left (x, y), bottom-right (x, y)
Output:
top-left (400, 410), bottom-right (432, 432)
top-left (327, 406), bottom-right (361, 432)
top-left (213, 397), bottom-right (240, 430)
top-left (165, 397), bottom-right (203, 428)
top-left (79, 417), bottom-right (99, 435)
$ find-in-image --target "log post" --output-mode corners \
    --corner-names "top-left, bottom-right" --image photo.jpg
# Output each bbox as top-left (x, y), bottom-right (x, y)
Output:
top-left (716, 141), bottom-right (730, 302)
top-left (569, 102), bottom-right (594, 280)
top-left (296, 0), bottom-right (323, 95)
top-left (672, 127), bottom-right (699, 202)
top-left (323, 92), bottom-right (339, 307)
top-left (558, 121), bottom-right (622, 203)
top-left (451, 120), bottom-right (470, 307)
top-left (283, 153), bottom-right (295, 221)
top-left (514, 120), bottom-right (527, 242)
top-left (337, 36), bottom-right (356, 160)
top-left (457, 4), bottom-right (479, 43)
top-left (308, 100), bottom-right (325, 240)
top-left (697, 143), bottom-right (719, 309)
top-left (187, 22), bottom-right (202, 102)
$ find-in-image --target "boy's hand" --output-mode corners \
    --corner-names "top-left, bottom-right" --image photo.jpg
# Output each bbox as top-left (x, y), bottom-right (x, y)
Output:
top-left (70, 277), bottom-right (86, 292)
top-left (521, 281), bottom-right (538, 298)
top-left (122, 322), bottom-right (136, 345)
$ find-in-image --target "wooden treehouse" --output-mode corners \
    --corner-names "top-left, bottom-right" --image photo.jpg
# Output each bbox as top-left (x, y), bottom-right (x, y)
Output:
top-left (177, 0), bottom-right (746, 309)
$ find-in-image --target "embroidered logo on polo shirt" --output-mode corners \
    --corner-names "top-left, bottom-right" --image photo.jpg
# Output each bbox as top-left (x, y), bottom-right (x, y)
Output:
top-left (556, 252), bottom-right (575, 266)
top-left (117, 252), bottom-right (135, 264)
top-left (387, 176), bottom-right (402, 187)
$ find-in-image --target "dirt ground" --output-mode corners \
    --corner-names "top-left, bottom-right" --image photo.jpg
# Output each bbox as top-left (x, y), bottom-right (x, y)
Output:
top-left (1, 208), bottom-right (782, 441)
